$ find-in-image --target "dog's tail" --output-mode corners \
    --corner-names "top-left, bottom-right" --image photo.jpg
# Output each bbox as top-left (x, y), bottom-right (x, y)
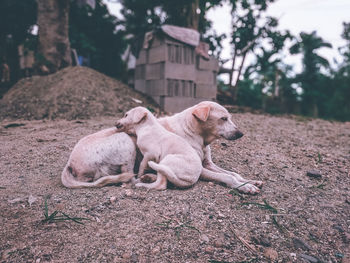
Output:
top-left (147, 161), bottom-right (193, 188)
top-left (61, 165), bottom-right (135, 189)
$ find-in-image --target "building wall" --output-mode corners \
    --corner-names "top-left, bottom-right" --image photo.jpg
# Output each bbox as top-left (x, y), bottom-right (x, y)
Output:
top-left (134, 35), bottom-right (218, 113)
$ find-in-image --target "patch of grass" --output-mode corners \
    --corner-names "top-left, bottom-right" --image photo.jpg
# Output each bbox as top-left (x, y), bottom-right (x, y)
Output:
top-left (242, 199), bottom-right (278, 214)
top-left (317, 152), bottom-right (323, 164)
top-left (157, 215), bottom-right (200, 239)
top-left (209, 258), bottom-right (259, 263)
top-left (229, 188), bottom-right (244, 199)
top-left (42, 197), bottom-right (89, 225)
top-left (310, 180), bottom-right (327, 190)
top-left (242, 199), bottom-right (288, 233)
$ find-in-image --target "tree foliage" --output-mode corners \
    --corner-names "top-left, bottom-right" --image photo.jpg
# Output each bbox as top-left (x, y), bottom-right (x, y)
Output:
top-left (290, 31), bottom-right (332, 117)
top-left (70, 0), bottom-right (127, 79)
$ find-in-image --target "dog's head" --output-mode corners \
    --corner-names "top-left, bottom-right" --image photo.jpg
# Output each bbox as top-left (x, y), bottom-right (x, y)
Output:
top-left (191, 101), bottom-right (243, 144)
top-left (115, 106), bottom-right (150, 134)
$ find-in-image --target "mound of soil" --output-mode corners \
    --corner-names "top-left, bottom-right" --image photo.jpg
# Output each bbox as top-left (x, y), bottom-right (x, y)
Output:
top-left (0, 67), bottom-right (158, 120)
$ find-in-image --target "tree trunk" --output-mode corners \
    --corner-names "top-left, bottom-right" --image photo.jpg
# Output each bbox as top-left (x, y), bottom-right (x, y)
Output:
top-left (232, 51), bottom-right (248, 103)
top-left (228, 47), bottom-right (237, 97)
top-left (37, 0), bottom-right (71, 73)
top-left (186, 0), bottom-right (200, 31)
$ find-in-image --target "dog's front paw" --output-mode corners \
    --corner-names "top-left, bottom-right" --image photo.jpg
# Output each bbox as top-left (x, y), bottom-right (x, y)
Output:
top-left (251, 180), bottom-right (263, 188)
top-left (237, 183), bottom-right (260, 195)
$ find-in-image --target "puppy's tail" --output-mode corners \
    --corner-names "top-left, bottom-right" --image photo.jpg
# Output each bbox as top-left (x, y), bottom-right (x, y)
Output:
top-left (147, 161), bottom-right (193, 188)
top-left (61, 165), bottom-right (135, 189)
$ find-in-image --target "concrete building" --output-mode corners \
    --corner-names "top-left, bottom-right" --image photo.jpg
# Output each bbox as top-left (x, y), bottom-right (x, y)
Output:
top-left (134, 25), bottom-right (219, 112)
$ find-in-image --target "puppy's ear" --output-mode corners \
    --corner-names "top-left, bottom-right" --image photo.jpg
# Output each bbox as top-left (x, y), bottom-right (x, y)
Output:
top-left (133, 110), bottom-right (147, 124)
top-left (192, 105), bottom-right (210, 122)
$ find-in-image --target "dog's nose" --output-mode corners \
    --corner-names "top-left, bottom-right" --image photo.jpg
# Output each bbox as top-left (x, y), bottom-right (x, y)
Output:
top-left (115, 122), bottom-right (123, 129)
top-left (235, 130), bottom-right (243, 139)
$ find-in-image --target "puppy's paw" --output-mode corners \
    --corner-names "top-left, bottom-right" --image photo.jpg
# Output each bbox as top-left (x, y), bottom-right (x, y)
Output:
top-left (140, 173), bottom-right (157, 183)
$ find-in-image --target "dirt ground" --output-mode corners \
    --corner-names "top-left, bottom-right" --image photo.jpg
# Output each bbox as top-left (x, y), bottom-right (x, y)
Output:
top-left (1, 112), bottom-right (349, 263)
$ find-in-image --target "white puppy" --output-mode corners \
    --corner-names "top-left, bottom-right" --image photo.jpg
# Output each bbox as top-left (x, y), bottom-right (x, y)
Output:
top-left (61, 128), bottom-right (136, 188)
top-left (115, 107), bottom-right (202, 190)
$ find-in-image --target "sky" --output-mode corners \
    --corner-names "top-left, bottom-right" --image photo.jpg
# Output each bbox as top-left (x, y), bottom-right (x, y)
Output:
top-left (206, 0), bottom-right (350, 74)
top-left (104, 0), bottom-right (350, 79)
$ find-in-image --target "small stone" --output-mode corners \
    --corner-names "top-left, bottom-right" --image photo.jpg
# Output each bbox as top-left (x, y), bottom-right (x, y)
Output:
top-left (306, 170), bottom-right (322, 179)
top-left (342, 232), bottom-right (350, 244)
top-left (338, 168), bottom-right (347, 174)
top-left (200, 234), bottom-right (209, 243)
top-left (110, 196), bottom-right (117, 203)
top-left (299, 253), bottom-right (318, 263)
top-left (217, 212), bottom-right (225, 219)
top-left (124, 189), bottom-right (133, 197)
top-left (208, 182), bottom-right (214, 186)
top-left (264, 248), bottom-right (278, 260)
top-left (252, 235), bottom-right (271, 247)
top-left (98, 228), bottom-right (106, 235)
top-left (293, 237), bottom-right (312, 251)
top-left (122, 252), bottom-right (132, 260)
top-left (151, 246), bottom-right (161, 255)
top-left (204, 246), bottom-right (215, 254)
top-left (36, 259), bottom-right (41, 263)
top-left (131, 252), bottom-right (138, 262)
top-left (214, 240), bottom-right (224, 248)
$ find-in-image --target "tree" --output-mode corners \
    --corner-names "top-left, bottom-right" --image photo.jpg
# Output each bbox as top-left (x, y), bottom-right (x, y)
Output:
top-left (0, 0), bottom-right (37, 82)
top-left (119, 0), bottom-right (224, 54)
top-left (290, 31), bottom-right (332, 117)
top-left (227, 0), bottom-right (277, 102)
top-left (37, 0), bottom-right (72, 73)
top-left (70, 0), bottom-right (127, 79)
top-left (326, 22), bottom-right (350, 121)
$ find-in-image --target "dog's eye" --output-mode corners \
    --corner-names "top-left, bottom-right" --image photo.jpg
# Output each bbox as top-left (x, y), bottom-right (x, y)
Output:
top-left (124, 113), bottom-right (128, 118)
top-left (221, 117), bottom-right (228, 121)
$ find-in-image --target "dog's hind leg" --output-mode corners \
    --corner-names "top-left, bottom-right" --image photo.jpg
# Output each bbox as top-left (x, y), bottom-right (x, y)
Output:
top-left (146, 161), bottom-right (194, 188)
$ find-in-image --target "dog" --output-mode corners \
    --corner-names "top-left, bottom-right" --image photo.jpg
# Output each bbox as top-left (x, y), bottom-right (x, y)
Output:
top-left (156, 101), bottom-right (262, 194)
top-left (61, 128), bottom-right (136, 188)
top-left (62, 101), bottom-right (262, 194)
top-left (115, 107), bottom-right (202, 190)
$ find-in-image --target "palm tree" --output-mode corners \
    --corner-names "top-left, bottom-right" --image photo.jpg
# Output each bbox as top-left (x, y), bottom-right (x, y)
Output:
top-left (290, 31), bottom-right (332, 117)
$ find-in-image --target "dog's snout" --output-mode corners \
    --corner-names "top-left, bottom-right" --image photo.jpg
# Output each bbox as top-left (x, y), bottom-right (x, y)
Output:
top-left (115, 122), bottom-right (123, 129)
top-left (235, 130), bottom-right (243, 139)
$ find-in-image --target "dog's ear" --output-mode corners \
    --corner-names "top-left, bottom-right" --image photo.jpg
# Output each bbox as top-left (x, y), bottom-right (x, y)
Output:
top-left (132, 109), bottom-right (148, 124)
top-left (192, 105), bottom-right (210, 122)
